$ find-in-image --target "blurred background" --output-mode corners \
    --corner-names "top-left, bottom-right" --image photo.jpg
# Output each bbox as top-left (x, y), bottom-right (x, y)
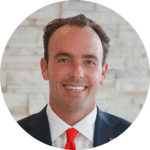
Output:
top-left (0, 0), bottom-right (149, 122)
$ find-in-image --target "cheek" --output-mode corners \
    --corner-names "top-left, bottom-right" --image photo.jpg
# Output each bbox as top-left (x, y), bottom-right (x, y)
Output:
top-left (86, 65), bottom-right (102, 84)
top-left (87, 73), bottom-right (100, 97)
top-left (91, 76), bottom-right (100, 86)
top-left (89, 70), bottom-right (101, 85)
top-left (50, 65), bottom-right (68, 82)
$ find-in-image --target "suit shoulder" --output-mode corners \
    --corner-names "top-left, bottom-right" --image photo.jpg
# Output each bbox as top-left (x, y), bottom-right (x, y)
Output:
top-left (17, 113), bottom-right (40, 131)
top-left (97, 108), bottom-right (131, 136)
top-left (17, 105), bottom-right (47, 129)
top-left (99, 109), bottom-right (131, 126)
top-left (107, 112), bottom-right (131, 126)
top-left (17, 113), bottom-right (37, 125)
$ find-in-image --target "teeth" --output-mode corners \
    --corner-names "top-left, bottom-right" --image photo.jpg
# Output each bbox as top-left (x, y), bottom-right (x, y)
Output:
top-left (64, 85), bottom-right (85, 91)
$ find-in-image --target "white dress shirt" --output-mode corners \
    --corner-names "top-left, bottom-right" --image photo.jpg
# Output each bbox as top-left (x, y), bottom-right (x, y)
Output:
top-left (46, 104), bottom-right (97, 150)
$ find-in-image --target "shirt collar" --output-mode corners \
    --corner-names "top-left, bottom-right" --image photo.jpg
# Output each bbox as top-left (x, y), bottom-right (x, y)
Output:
top-left (46, 103), bottom-right (97, 143)
top-left (73, 106), bottom-right (97, 142)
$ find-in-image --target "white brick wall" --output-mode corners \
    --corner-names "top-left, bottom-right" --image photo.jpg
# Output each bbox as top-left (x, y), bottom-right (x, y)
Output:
top-left (28, 3), bottom-right (60, 19)
top-left (0, 1), bottom-right (149, 122)
top-left (28, 93), bottom-right (48, 115)
top-left (3, 93), bottom-right (28, 117)
top-left (116, 77), bottom-right (149, 93)
top-left (0, 71), bottom-right (6, 90)
top-left (7, 71), bottom-right (45, 85)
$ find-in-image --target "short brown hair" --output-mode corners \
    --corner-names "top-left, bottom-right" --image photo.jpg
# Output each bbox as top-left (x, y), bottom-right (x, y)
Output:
top-left (43, 14), bottom-right (110, 66)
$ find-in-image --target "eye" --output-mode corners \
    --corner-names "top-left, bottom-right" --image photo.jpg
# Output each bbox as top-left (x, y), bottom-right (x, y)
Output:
top-left (59, 59), bottom-right (68, 62)
top-left (85, 60), bottom-right (94, 65)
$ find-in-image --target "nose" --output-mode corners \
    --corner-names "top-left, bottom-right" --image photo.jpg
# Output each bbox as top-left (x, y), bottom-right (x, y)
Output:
top-left (70, 63), bottom-right (84, 79)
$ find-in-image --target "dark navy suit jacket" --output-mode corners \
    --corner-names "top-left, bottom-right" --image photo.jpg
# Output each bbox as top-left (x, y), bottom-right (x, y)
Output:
top-left (17, 105), bottom-right (131, 147)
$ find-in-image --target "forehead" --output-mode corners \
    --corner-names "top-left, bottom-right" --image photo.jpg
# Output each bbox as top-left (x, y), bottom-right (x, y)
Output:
top-left (48, 25), bottom-right (103, 58)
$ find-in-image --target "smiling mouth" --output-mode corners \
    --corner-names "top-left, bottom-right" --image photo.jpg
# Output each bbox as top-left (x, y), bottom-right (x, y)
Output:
top-left (63, 84), bottom-right (88, 91)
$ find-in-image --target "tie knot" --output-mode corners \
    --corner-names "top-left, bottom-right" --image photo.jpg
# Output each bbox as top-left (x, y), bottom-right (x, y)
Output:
top-left (66, 128), bottom-right (78, 142)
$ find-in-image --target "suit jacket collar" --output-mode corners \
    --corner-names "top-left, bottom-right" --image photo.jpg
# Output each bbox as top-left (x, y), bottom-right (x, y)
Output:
top-left (93, 106), bottom-right (120, 147)
top-left (25, 105), bottom-right (52, 146)
top-left (24, 105), bottom-right (120, 147)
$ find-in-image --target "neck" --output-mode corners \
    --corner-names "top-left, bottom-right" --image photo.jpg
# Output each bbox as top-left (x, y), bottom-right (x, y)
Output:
top-left (49, 100), bottom-right (95, 126)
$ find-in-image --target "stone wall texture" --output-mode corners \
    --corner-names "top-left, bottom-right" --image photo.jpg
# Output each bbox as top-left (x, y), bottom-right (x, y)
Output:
top-left (0, 1), bottom-right (149, 122)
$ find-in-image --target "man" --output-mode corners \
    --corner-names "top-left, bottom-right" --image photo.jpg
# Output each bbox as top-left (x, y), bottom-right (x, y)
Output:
top-left (18, 14), bottom-right (131, 149)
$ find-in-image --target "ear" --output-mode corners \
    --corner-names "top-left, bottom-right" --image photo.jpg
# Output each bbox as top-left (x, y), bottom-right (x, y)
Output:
top-left (40, 58), bottom-right (49, 80)
top-left (100, 62), bottom-right (108, 85)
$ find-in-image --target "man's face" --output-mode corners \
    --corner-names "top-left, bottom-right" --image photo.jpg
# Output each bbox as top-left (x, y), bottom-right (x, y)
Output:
top-left (41, 25), bottom-right (108, 112)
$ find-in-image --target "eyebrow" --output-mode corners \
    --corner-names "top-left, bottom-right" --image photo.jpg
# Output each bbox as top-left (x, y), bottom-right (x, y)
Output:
top-left (54, 52), bottom-right (73, 58)
top-left (54, 52), bottom-right (99, 61)
top-left (82, 54), bottom-right (99, 61)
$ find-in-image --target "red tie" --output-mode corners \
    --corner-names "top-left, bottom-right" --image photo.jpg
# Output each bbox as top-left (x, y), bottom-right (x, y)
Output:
top-left (64, 128), bottom-right (78, 150)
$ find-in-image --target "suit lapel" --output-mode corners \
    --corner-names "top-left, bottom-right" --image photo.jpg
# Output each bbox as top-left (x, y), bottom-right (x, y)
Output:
top-left (24, 105), bottom-right (120, 147)
top-left (25, 105), bottom-right (52, 146)
top-left (93, 107), bottom-right (120, 147)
